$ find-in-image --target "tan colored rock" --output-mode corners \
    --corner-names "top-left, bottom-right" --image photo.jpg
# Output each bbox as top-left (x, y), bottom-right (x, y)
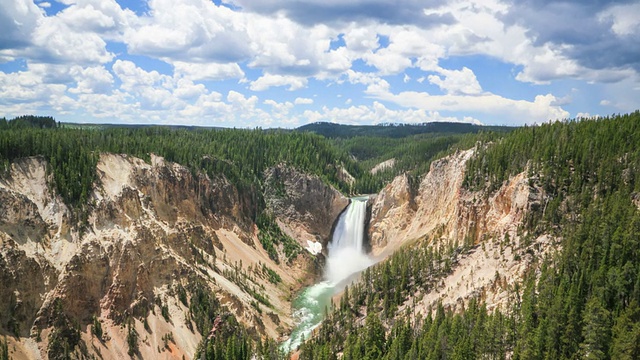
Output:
top-left (0, 153), bottom-right (328, 359)
top-left (368, 150), bottom-right (474, 254)
top-left (264, 164), bottom-right (349, 247)
top-left (369, 148), bottom-right (550, 313)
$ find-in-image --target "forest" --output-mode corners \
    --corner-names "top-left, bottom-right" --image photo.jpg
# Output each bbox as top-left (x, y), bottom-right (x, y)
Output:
top-left (299, 111), bottom-right (640, 359)
top-left (2, 112), bottom-right (640, 359)
top-left (297, 121), bottom-right (511, 139)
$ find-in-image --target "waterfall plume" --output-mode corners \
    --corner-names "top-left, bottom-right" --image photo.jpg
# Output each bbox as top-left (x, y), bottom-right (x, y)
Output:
top-left (326, 197), bottom-right (373, 284)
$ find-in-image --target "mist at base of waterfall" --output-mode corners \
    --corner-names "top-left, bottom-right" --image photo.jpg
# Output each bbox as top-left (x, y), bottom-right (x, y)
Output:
top-left (325, 247), bottom-right (374, 285)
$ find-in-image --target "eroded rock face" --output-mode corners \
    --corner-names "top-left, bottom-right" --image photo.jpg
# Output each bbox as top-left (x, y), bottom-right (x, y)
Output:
top-left (0, 246), bottom-right (57, 337)
top-left (369, 149), bottom-right (542, 251)
top-left (368, 149), bottom-right (550, 312)
top-left (264, 164), bottom-right (349, 247)
top-left (368, 150), bottom-right (475, 253)
top-left (0, 188), bottom-right (47, 244)
top-left (94, 154), bottom-right (252, 231)
top-left (0, 154), bottom-right (325, 359)
top-left (368, 173), bottom-right (415, 250)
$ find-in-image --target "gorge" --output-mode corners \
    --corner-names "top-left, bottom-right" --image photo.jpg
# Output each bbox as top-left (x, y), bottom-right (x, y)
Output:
top-left (0, 146), bottom-right (542, 359)
top-left (2, 113), bottom-right (640, 359)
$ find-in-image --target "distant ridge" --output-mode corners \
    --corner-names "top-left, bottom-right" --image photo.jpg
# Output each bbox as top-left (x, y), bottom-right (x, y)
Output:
top-left (59, 122), bottom-right (228, 131)
top-left (296, 121), bottom-right (514, 138)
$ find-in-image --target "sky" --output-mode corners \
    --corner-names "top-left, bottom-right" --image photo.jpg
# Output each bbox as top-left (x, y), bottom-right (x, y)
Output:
top-left (0, 0), bottom-right (639, 128)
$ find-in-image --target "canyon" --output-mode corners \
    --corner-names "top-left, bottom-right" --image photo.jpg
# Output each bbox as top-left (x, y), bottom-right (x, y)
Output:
top-left (0, 148), bottom-right (551, 359)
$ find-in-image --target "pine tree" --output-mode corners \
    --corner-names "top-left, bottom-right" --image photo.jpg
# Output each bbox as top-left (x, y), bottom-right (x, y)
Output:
top-left (610, 301), bottom-right (640, 359)
top-left (0, 336), bottom-right (9, 360)
top-left (579, 296), bottom-right (611, 359)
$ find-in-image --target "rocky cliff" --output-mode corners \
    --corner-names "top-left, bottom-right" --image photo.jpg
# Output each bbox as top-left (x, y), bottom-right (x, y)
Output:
top-left (264, 164), bottom-right (349, 250)
top-left (0, 148), bottom-right (565, 358)
top-left (368, 149), bottom-right (557, 313)
top-left (0, 154), bottom-right (346, 359)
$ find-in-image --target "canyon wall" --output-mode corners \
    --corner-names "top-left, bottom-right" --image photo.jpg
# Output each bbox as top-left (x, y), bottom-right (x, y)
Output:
top-left (0, 154), bottom-right (346, 359)
top-left (264, 164), bottom-right (349, 249)
top-left (0, 148), bottom-right (563, 358)
top-left (368, 149), bottom-right (557, 313)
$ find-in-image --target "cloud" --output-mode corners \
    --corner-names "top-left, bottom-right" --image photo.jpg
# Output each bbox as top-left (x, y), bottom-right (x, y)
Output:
top-left (344, 70), bottom-right (390, 95)
top-left (249, 74), bottom-right (308, 91)
top-left (264, 99), bottom-right (295, 121)
top-left (74, 92), bottom-right (137, 121)
top-left (56, 0), bottom-right (137, 38)
top-left (172, 61), bottom-right (244, 81)
top-left (0, 0), bottom-right (42, 51)
top-left (294, 97), bottom-right (314, 105)
top-left (429, 2), bottom-right (578, 84)
top-left (342, 26), bottom-right (379, 52)
top-left (28, 17), bottom-right (114, 64)
top-left (502, 0), bottom-right (640, 75)
top-left (112, 60), bottom-right (190, 111)
top-left (410, 0), bottom-right (639, 85)
top-left (362, 27), bottom-right (445, 75)
top-left (230, 0), bottom-right (455, 27)
top-left (245, 15), bottom-right (350, 78)
top-left (599, 3), bottom-right (640, 36)
top-left (180, 92), bottom-right (229, 119)
top-left (0, 63), bottom-right (112, 111)
top-left (0, 67), bottom-right (66, 105)
top-left (172, 78), bottom-right (206, 100)
top-left (123, 0), bottom-right (352, 79)
top-left (69, 65), bottom-right (114, 94)
top-left (0, 0), bottom-right (134, 64)
top-left (364, 48), bottom-right (413, 75)
top-left (180, 90), bottom-right (288, 127)
top-left (300, 101), bottom-right (481, 125)
top-left (112, 60), bottom-right (167, 92)
top-left (374, 89), bottom-right (569, 125)
top-left (0, 0), bottom-right (638, 127)
top-left (428, 67), bottom-right (482, 95)
top-left (125, 0), bottom-right (252, 63)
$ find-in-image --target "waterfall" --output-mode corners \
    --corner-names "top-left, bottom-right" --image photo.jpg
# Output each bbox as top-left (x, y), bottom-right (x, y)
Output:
top-left (330, 198), bottom-right (367, 251)
top-left (326, 197), bottom-right (372, 285)
top-left (281, 197), bottom-right (373, 353)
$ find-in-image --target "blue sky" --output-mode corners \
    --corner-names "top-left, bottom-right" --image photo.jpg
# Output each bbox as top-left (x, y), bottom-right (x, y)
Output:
top-left (1, 0), bottom-right (639, 127)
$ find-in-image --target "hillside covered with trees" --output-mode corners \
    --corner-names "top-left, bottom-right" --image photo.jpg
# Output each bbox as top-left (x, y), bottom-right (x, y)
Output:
top-left (0, 119), bottom-right (354, 224)
top-left (298, 122), bottom-right (510, 191)
top-left (299, 111), bottom-right (640, 359)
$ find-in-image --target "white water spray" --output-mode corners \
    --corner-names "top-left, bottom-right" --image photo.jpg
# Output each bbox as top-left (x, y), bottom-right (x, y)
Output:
top-left (281, 197), bottom-right (373, 353)
top-left (326, 197), bottom-right (373, 284)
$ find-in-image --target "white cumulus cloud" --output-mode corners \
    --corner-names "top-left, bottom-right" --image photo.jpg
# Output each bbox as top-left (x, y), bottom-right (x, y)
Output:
top-left (294, 97), bottom-right (314, 105)
top-left (250, 74), bottom-right (308, 91)
top-left (428, 67), bottom-right (482, 95)
top-left (173, 62), bottom-right (245, 81)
